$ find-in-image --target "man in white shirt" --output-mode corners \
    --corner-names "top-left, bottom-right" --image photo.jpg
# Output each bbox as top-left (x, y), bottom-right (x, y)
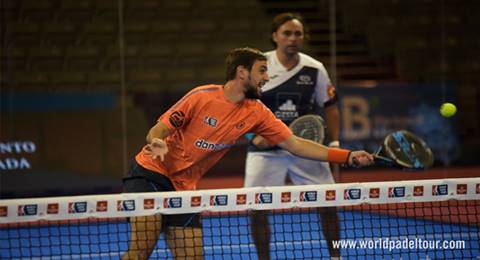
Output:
top-left (244, 13), bottom-right (342, 259)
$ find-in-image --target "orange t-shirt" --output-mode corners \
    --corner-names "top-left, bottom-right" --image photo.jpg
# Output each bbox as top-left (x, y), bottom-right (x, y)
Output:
top-left (135, 84), bottom-right (292, 191)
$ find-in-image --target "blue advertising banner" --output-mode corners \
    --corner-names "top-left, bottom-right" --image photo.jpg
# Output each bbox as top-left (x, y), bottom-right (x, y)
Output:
top-left (338, 83), bottom-right (460, 165)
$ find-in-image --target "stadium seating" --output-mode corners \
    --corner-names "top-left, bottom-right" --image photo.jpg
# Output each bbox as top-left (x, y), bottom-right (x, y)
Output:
top-left (2, 0), bottom-right (479, 181)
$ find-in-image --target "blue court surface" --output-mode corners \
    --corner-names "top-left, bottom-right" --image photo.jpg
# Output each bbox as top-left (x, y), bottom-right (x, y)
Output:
top-left (1, 210), bottom-right (479, 259)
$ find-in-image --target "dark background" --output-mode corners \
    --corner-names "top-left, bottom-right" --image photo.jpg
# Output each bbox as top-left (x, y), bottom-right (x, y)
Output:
top-left (1, 0), bottom-right (479, 198)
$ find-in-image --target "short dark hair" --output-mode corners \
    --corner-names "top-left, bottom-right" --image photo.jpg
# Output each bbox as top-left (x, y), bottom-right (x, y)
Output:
top-left (270, 12), bottom-right (309, 47)
top-left (225, 47), bottom-right (266, 81)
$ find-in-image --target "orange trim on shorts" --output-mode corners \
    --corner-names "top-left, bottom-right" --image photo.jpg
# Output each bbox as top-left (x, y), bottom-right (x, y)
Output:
top-left (327, 148), bottom-right (351, 164)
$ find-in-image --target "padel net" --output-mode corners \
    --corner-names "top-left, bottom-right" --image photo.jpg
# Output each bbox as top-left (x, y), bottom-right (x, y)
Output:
top-left (1, 178), bottom-right (479, 259)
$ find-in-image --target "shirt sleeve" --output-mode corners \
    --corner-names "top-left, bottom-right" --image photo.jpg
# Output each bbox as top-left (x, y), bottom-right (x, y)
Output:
top-left (159, 90), bottom-right (196, 130)
top-left (313, 63), bottom-right (338, 108)
top-left (252, 101), bottom-right (293, 145)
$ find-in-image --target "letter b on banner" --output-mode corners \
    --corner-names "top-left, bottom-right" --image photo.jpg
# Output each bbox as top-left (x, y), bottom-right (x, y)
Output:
top-left (342, 96), bottom-right (370, 140)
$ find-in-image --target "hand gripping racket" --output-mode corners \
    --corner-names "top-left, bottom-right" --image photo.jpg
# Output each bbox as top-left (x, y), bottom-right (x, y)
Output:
top-left (374, 130), bottom-right (434, 170)
top-left (289, 114), bottom-right (325, 144)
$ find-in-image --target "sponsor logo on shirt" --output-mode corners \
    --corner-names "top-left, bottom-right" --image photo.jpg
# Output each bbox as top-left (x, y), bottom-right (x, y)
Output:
top-left (279, 100), bottom-right (296, 111)
top-left (296, 75), bottom-right (314, 86)
top-left (236, 121), bottom-right (245, 129)
top-left (274, 100), bottom-right (299, 120)
top-left (169, 111), bottom-right (185, 128)
top-left (203, 116), bottom-right (218, 127)
top-left (195, 139), bottom-right (233, 151)
top-left (327, 85), bottom-right (336, 98)
top-left (269, 74), bottom-right (279, 80)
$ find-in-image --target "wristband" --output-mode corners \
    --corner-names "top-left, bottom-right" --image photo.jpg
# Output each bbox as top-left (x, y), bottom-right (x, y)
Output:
top-left (327, 148), bottom-right (351, 164)
top-left (328, 140), bottom-right (340, 147)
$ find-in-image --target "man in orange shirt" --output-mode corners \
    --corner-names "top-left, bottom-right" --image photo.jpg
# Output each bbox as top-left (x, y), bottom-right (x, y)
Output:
top-left (121, 47), bottom-right (373, 260)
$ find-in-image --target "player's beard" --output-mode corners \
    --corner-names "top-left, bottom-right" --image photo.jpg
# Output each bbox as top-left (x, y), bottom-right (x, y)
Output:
top-left (244, 81), bottom-right (261, 99)
top-left (243, 74), bottom-right (262, 99)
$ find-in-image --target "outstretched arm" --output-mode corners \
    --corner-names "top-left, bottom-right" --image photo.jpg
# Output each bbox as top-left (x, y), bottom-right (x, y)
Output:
top-left (277, 135), bottom-right (373, 167)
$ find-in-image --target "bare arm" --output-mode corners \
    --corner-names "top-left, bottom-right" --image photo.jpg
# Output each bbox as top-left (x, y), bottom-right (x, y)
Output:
top-left (277, 135), bottom-right (373, 166)
top-left (324, 105), bottom-right (340, 143)
top-left (324, 104), bottom-right (341, 180)
top-left (277, 135), bottom-right (329, 160)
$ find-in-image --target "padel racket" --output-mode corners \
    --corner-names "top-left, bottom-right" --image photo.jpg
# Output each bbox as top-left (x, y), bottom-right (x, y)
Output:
top-left (374, 130), bottom-right (434, 170)
top-left (289, 114), bottom-right (325, 144)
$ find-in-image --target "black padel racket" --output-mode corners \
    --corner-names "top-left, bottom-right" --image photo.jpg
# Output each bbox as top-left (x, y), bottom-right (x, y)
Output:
top-left (374, 130), bottom-right (434, 170)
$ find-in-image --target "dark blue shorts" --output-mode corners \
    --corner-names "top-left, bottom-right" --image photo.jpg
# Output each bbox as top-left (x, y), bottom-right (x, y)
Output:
top-left (123, 160), bottom-right (201, 228)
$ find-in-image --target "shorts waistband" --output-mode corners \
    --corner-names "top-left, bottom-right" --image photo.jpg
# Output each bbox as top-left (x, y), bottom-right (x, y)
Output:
top-left (125, 160), bottom-right (176, 191)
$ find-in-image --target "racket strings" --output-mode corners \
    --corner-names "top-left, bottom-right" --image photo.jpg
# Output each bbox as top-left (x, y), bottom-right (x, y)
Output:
top-left (385, 131), bottom-right (434, 169)
top-left (290, 119), bottom-right (324, 143)
top-left (288, 115), bottom-right (325, 142)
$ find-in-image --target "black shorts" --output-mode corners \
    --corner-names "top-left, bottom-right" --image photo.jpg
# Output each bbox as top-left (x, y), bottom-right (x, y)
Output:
top-left (123, 160), bottom-right (201, 228)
